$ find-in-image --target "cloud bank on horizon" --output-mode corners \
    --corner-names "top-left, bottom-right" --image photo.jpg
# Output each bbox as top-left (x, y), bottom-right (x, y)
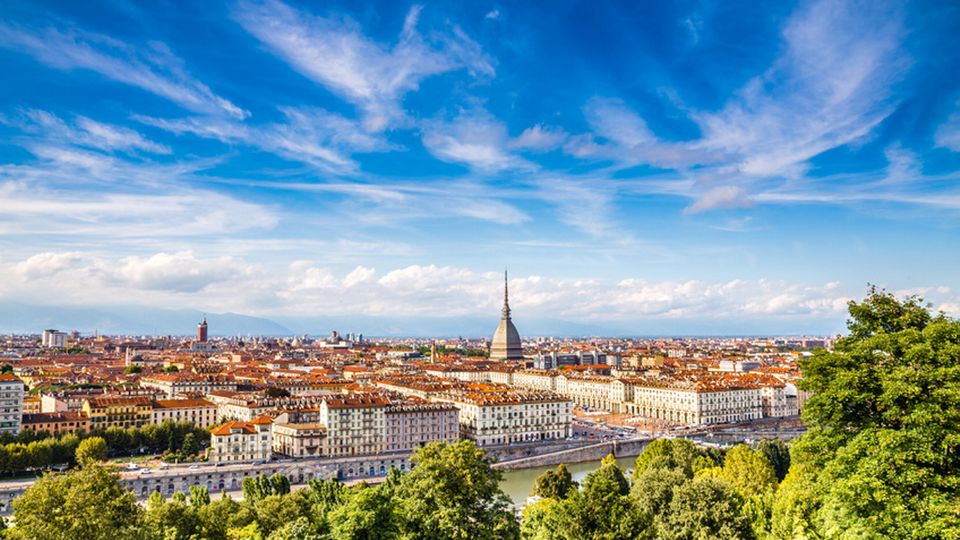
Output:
top-left (0, 0), bottom-right (959, 333)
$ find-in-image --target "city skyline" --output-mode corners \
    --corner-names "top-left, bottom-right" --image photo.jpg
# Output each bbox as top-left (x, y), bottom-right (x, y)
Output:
top-left (2, 0), bottom-right (960, 335)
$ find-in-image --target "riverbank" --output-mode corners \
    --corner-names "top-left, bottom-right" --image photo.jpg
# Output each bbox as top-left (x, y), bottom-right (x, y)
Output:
top-left (493, 437), bottom-right (651, 470)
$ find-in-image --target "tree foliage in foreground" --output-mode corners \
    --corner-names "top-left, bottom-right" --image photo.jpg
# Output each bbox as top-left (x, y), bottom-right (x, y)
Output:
top-left (785, 288), bottom-right (960, 538)
top-left (8, 464), bottom-right (143, 540)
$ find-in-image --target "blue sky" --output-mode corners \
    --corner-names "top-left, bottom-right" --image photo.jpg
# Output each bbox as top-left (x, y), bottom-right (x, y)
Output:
top-left (1, 0), bottom-right (959, 334)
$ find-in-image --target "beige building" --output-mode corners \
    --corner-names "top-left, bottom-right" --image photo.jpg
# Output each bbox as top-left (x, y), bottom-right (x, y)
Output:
top-left (272, 422), bottom-right (327, 458)
top-left (555, 375), bottom-right (613, 411)
top-left (384, 399), bottom-right (459, 452)
top-left (436, 388), bottom-right (572, 447)
top-left (141, 374), bottom-right (237, 398)
top-left (209, 416), bottom-right (273, 463)
top-left (319, 395), bottom-right (388, 456)
top-left (511, 370), bottom-right (558, 392)
top-left (151, 398), bottom-right (218, 428)
top-left (612, 373), bottom-right (773, 425)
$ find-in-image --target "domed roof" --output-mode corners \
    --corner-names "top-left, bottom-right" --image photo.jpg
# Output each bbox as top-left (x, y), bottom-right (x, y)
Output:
top-left (490, 271), bottom-right (523, 360)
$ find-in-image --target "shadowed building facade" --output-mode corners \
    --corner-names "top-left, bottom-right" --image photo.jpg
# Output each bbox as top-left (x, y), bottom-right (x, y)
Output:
top-left (490, 271), bottom-right (524, 361)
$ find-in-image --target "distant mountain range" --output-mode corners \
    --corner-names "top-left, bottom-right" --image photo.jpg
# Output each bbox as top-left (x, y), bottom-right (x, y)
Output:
top-left (0, 302), bottom-right (843, 338)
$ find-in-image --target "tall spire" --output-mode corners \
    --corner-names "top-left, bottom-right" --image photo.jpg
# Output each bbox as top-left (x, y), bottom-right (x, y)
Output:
top-left (501, 269), bottom-right (511, 319)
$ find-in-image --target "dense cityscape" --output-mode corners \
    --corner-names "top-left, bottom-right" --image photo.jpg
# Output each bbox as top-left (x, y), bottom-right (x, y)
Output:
top-left (3, 0), bottom-right (959, 537)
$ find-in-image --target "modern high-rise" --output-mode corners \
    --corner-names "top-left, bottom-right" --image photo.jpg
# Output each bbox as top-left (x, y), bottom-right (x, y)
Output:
top-left (41, 329), bottom-right (68, 348)
top-left (489, 270), bottom-right (524, 360)
top-left (0, 374), bottom-right (25, 435)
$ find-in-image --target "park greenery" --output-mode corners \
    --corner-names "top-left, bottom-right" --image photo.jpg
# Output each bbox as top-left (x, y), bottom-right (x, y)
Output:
top-left (0, 289), bottom-right (957, 539)
top-left (0, 420), bottom-right (208, 475)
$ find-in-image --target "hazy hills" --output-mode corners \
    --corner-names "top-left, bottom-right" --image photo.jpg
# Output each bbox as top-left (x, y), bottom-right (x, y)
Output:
top-left (0, 302), bottom-right (842, 338)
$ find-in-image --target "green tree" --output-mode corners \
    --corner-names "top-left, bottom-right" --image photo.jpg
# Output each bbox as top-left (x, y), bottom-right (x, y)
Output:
top-left (267, 516), bottom-right (319, 540)
top-left (189, 485), bottom-right (210, 509)
top-left (793, 289), bottom-right (960, 538)
top-left (328, 484), bottom-right (399, 540)
top-left (198, 493), bottom-right (256, 540)
top-left (395, 440), bottom-right (519, 540)
top-left (770, 463), bottom-right (821, 540)
top-left (254, 494), bottom-right (305, 536)
top-left (564, 455), bottom-right (650, 539)
top-left (182, 433), bottom-right (199, 458)
top-left (123, 365), bottom-right (142, 374)
top-left (633, 438), bottom-right (705, 479)
top-left (520, 498), bottom-right (565, 540)
top-left (7, 464), bottom-right (143, 540)
top-left (658, 476), bottom-right (755, 540)
top-left (300, 477), bottom-right (345, 534)
top-left (716, 445), bottom-right (777, 498)
top-left (630, 466), bottom-right (688, 519)
top-left (755, 438), bottom-right (791, 482)
top-left (75, 436), bottom-right (107, 465)
top-left (532, 463), bottom-right (577, 499)
top-left (144, 490), bottom-right (201, 540)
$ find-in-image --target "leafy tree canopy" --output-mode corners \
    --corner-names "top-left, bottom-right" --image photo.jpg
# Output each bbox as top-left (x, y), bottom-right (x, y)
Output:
top-left (793, 288), bottom-right (960, 538)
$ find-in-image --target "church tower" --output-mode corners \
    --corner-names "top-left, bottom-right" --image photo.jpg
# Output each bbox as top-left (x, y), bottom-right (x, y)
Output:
top-left (197, 317), bottom-right (208, 342)
top-left (489, 271), bottom-right (523, 360)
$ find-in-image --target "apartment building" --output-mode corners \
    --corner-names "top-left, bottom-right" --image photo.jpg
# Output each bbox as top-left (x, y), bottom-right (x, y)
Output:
top-left (319, 395), bottom-right (388, 456)
top-left (384, 399), bottom-right (459, 452)
top-left (209, 416), bottom-right (273, 463)
top-left (21, 411), bottom-right (91, 435)
top-left (151, 398), bottom-right (218, 428)
top-left (555, 375), bottom-right (613, 411)
top-left (0, 375), bottom-right (24, 435)
top-left (612, 373), bottom-right (770, 425)
top-left (140, 373), bottom-right (237, 398)
top-left (82, 396), bottom-right (153, 429)
top-left (511, 370), bottom-right (559, 392)
top-left (435, 388), bottom-right (573, 447)
top-left (272, 422), bottom-right (327, 458)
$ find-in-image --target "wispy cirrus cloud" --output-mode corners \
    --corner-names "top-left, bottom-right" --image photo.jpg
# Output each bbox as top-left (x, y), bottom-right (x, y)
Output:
top-left (135, 107), bottom-right (394, 174)
top-left (0, 181), bottom-right (276, 238)
top-left (692, 0), bottom-right (908, 179)
top-left (421, 108), bottom-right (535, 172)
top-left (564, 0), bottom-right (913, 214)
top-left (0, 23), bottom-right (247, 119)
top-left (233, 0), bottom-right (494, 131)
top-left (5, 109), bottom-right (170, 155)
top-left (935, 102), bottom-right (960, 152)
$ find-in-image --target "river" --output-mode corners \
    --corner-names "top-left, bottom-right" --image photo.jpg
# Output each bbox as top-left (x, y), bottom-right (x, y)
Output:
top-left (498, 455), bottom-right (637, 507)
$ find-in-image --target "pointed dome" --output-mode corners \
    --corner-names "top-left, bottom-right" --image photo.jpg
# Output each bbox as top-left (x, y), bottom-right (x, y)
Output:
top-left (490, 271), bottom-right (523, 360)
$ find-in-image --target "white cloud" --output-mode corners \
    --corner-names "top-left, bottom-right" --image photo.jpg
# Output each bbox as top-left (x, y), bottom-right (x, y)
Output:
top-left (485, 9), bottom-right (500, 21)
top-left (13, 252), bottom-right (91, 280)
top-left (343, 266), bottom-right (377, 287)
top-left (0, 181), bottom-right (277, 238)
top-left (233, 0), bottom-right (493, 131)
top-left (684, 186), bottom-right (754, 214)
top-left (7, 110), bottom-right (171, 155)
top-left (0, 255), bottom-right (883, 323)
top-left (693, 0), bottom-right (907, 177)
top-left (510, 124), bottom-right (567, 151)
top-left (135, 107), bottom-right (394, 174)
top-left (422, 108), bottom-right (534, 171)
top-left (0, 24), bottom-right (246, 119)
top-left (564, 98), bottom-right (714, 168)
top-left (566, 0), bottom-right (912, 213)
top-left (112, 252), bottom-right (252, 293)
top-left (935, 105), bottom-right (960, 152)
